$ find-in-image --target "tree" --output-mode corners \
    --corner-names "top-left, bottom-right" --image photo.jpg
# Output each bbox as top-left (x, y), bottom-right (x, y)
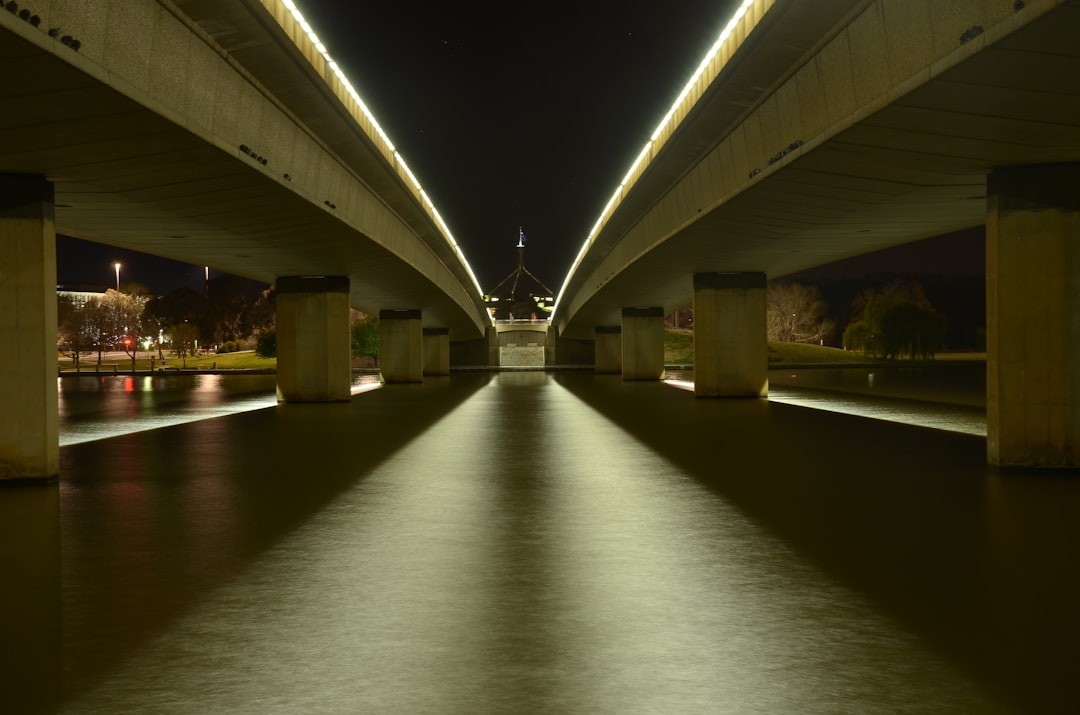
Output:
top-left (843, 280), bottom-right (945, 359)
top-left (767, 281), bottom-right (835, 344)
top-left (145, 287), bottom-right (209, 357)
top-left (206, 275), bottom-right (269, 345)
top-left (169, 322), bottom-right (200, 367)
top-left (351, 312), bottom-right (379, 363)
top-left (255, 328), bottom-right (276, 358)
top-left (98, 289), bottom-right (148, 371)
top-left (57, 294), bottom-right (97, 371)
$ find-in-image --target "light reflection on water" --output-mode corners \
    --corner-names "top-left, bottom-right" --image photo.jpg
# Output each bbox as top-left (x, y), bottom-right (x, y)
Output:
top-left (58, 373), bottom-right (382, 446)
top-left (6, 372), bottom-right (1074, 712)
top-left (666, 378), bottom-right (987, 436)
top-left (57, 372), bottom-right (1003, 713)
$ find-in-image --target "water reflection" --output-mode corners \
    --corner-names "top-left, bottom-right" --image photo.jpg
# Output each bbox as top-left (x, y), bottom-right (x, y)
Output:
top-left (5, 373), bottom-right (1076, 712)
top-left (667, 378), bottom-right (987, 436)
top-left (58, 373), bottom-right (381, 446)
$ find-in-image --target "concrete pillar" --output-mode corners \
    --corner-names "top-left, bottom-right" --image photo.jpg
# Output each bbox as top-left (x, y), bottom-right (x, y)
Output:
top-left (693, 272), bottom-right (768, 398)
top-left (594, 326), bottom-right (622, 374)
top-left (380, 309), bottom-right (423, 383)
top-left (487, 325), bottom-right (500, 367)
top-left (0, 175), bottom-right (58, 482)
top-left (275, 276), bottom-right (351, 402)
top-left (622, 307), bottom-right (664, 380)
top-left (422, 327), bottom-right (450, 376)
top-left (987, 163), bottom-right (1080, 469)
top-left (544, 324), bottom-right (557, 367)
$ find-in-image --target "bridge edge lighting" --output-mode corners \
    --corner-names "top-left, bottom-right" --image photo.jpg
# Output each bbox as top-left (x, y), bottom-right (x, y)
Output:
top-left (552, 0), bottom-right (759, 316)
top-left (277, 0), bottom-right (488, 305)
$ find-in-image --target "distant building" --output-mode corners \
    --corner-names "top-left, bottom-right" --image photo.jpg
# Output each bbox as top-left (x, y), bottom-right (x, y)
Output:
top-left (484, 228), bottom-right (554, 321)
top-left (57, 283), bottom-right (109, 307)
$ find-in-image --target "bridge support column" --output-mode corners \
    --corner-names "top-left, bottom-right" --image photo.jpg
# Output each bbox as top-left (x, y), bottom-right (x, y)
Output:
top-left (987, 163), bottom-right (1080, 469)
top-left (487, 326), bottom-right (500, 367)
top-left (693, 272), bottom-right (768, 398)
top-left (0, 176), bottom-right (58, 482)
top-left (594, 326), bottom-right (622, 374)
top-left (275, 276), bottom-right (351, 402)
top-left (545, 326), bottom-right (557, 367)
top-left (380, 309), bottom-right (423, 383)
top-left (422, 327), bottom-right (450, 376)
top-left (621, 307), bottom-right (664, 380)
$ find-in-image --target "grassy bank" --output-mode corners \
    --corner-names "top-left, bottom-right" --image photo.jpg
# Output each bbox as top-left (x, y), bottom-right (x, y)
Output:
top-left (663, 329), bottom-right (979, 366)
top-left (59, 350), bottom-right (276, 372)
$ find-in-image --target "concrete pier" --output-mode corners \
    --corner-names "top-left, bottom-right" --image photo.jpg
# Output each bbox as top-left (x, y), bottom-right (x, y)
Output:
top-left (595, 326), bottom-right (622, 374)
top-left (0, 175), bottom-right (58, 481)
top-left (693, 272), bottom-right (768, 398)
top-left (423, 327), bottom-right (450, 376)
top-left (621, 307), bottom-right (664, 380)
top-left (987, 163), bottom-right (1080, 469)
top-left (275, 276), bottom-right (352, 402)
top-left (380, 309), bottom-right (423, 383)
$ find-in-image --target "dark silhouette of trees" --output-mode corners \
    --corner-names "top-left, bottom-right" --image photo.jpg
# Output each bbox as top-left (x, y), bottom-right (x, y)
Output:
top-left (206, 275), bottom-right (273, 344)
top-left (145, 287), bottom-right (208, 355)
top-left (255, 329), bottom-right (276, 358)
top-left (843, 280), bottom-right (946, 359)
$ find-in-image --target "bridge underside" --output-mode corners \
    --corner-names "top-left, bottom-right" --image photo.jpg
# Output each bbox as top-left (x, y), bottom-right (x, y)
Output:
top-left (558, 1), bottom-right (1080, 336)
top-left (0, 4), bottom-right (487, 337)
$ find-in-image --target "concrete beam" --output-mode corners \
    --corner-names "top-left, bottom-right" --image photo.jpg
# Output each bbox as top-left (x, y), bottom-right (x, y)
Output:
top-left (380, 309), bottom-right (423, 383)
top-left (693, 272), bottom-right (768, 398)
top-left (987, 163), bottom-right (1080, 469)
top-left (0, 176), bottom-right (58, 482)
top-left (622, 307), bottom-right (664, 381)
top-left (275, 276), bottom-right (351, 402)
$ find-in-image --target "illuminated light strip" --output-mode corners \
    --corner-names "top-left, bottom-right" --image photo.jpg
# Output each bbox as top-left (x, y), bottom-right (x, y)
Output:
top-left (278, 0), bottom-right (488, 305)
top-left (552, 0), bottom-right (759, 315)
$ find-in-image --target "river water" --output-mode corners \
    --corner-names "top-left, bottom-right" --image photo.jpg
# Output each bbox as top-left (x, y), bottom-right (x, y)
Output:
top-left (4, 370), bottom-right (1079, 713)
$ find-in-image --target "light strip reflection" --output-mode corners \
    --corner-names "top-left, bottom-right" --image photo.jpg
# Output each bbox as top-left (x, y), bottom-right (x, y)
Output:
top-left (59, 381), bottom-right (382, 447)
top-left (665, 379), bottom-right (986, 437)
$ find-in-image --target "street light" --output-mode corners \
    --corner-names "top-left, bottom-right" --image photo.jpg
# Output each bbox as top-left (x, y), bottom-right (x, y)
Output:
top-left (113, 262), bottom-right (121, 291)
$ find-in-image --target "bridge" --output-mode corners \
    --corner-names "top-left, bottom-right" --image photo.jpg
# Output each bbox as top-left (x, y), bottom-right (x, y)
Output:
top-left (551, 0), bottom-right (1080, 468)
top-left (2, 0), bottom-right (1078, 478)
top-left (0, 0), bottom-right (493, 479)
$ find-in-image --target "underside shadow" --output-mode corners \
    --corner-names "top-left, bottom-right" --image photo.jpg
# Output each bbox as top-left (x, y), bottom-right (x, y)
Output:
top-left (56, 374), bottom-right (491, 707)
top-left (556, 374), bottom-right (1080, 714)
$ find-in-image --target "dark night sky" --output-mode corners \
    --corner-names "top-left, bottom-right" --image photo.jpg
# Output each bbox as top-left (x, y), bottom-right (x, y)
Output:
top-left (296, 0), bottom-right (742, 291)
top-left (57, 0), bottom-right (983, 295)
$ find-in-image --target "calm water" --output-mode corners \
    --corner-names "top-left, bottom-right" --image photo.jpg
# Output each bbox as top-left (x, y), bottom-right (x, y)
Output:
top-left (3, 372), bottom-right (1079, 713)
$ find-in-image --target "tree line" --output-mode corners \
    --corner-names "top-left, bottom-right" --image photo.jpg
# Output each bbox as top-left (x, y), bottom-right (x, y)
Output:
top-left (58, 276), bottom-right (274, 370)
top-left (769, 278), bottom-right (950, 359)
top-left (663, 277), bottom-right (962, 360)
top-left (59, 276), bottom-right (383, 369)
